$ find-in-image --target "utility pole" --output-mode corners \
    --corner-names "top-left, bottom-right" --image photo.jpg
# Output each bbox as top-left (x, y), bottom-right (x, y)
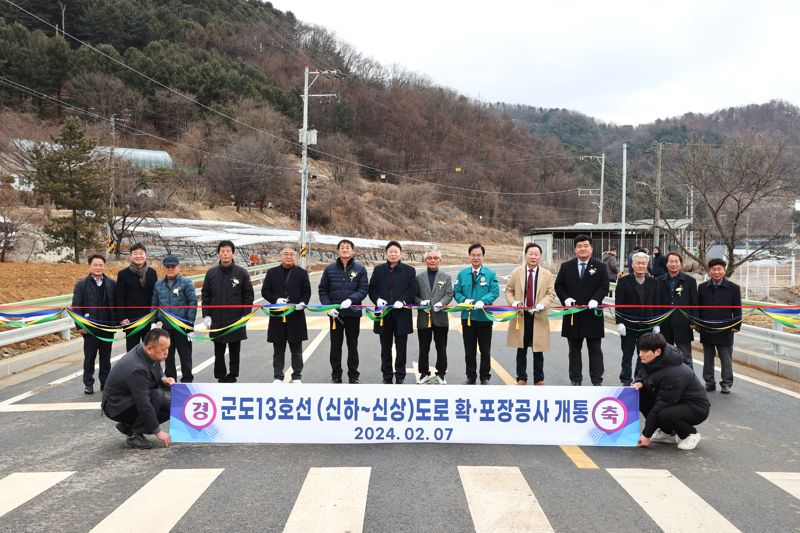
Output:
top-left (620, 143), bottom-right (627, 271)
top-left (653, 142), bottom-right (662, 250)
top-left (106, 114), bottom-right (116, 259)
top-left (598, 153), bottom-right (605, 224)
top-left (299, 66), bottom-right (338, 268)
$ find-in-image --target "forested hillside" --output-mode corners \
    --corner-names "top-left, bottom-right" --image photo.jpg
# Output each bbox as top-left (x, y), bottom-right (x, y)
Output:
top-left (0, 0), bottom-right (603, 241)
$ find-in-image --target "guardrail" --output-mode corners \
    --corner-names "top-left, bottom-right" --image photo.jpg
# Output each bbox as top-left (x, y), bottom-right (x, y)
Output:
top-left (0, 263), bottom-right (275, 349)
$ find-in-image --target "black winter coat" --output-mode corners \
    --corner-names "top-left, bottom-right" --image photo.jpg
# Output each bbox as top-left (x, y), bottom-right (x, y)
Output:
top-left (72, 274), bottom-right (117, 333)
top-left (368, 261), bottom-right (416, 335)
top-left (101, 344), bottom-right (166, 434)
top-left (115, 265), bottom-right (157, 322)
top-left (201, 262), bottom-right (254, 343)
top-left (614, 275), bottom-right (661, 330)
top-left (658, 272), bottom-right (698, 343)
top-left (697, 278), bottom-right (741, 346)
top-left (261, 265), bottom-right (312, 343)
top-left (635, 344), bottom-right (710, 437)
top-left (554, 258), bottom-right (609, 339)
top-left (318, 258), bottom-right (369, 318)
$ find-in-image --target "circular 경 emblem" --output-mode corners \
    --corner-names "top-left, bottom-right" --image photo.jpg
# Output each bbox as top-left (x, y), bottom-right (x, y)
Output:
top-left (591, 397), bottom-right (628, 434)
top-left (182, 393), bottom-right (217, 430)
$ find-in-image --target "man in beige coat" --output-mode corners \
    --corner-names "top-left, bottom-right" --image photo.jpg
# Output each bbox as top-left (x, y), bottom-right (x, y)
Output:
top-left (505, 242), bottom-right (557, 385)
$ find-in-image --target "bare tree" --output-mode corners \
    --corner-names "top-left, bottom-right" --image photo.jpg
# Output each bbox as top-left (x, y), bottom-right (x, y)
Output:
top-left (206, 134), bottom-right (287, 212)
top-left (315, 132), bottom-right (355, 187)
top-left (0, 187), bottom-right (34, 262)
top-left (654, 136), bottom-right (800, 274)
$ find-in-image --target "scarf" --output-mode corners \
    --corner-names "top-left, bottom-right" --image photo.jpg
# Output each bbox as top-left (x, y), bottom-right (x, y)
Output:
top-left (129, 261), bottom-right (148, 288)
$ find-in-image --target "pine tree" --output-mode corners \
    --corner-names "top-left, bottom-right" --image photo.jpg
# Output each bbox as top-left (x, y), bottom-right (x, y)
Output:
top-left (29, 116), bottom-right (110, 262)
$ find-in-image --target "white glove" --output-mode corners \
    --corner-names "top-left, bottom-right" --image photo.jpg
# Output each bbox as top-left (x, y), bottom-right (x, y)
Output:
top-left (276, 298), bottom-right (288, 304)
top-left (652, 325), bottom-right (660, 334)
top-left (588, 299), bottom-right (598, 309)
top-left (393, 300), bottom-right (404, 309)
top-left (511, 300), bottom-right (521, 308)
top-left (187, 332), bottom-right (195, 343)
top-left (535, 303), bottom-right (545, 312)
top-left (203, 316), bottom-right (212, 329)
top-left (564, 298), bottom-right (576, 307)
top-left (340, 298), bottom-right (352, 309)
top-left (474, 300), bottom-right (485, 309)
top-left (617, 323), bottom-right (627, 336)
top-left (433, 301), bottom-right (444, 312)
top-left (464, 299), bottom-right (474, 305)
top-left (419, 299), bottom-right (430, 306)
top-left (376, 298), bottom-right (388, 307)
top-left (327, 309), bottom-right (339, 318)
top-left (295, 302), bottom-right (306, 310)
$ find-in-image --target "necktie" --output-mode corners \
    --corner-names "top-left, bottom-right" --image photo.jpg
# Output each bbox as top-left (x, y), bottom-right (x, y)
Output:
top-left (579, 263), bottom-right (586, 279)
top-left (526, 269), bottom-right (534, 307)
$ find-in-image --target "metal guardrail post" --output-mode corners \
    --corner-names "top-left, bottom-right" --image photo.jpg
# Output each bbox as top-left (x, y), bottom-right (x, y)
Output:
top-left (772, 319), bottom-right (785, 356)
top-left (60, 310), bottom-right (71, 341)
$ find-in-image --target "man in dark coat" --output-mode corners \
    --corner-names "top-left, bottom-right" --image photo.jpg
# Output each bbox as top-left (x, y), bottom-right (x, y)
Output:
top-left (554, 234), bottom-right (610, 385)
top-left (261, 246), bottom-right (311, 383)
top-left (115, 242), bottom-right (157, 351)
top-left (658, 251), bottom-right (698, 367)
top-left (101, 328), bottom-right (174, 449)
top-left (634, 332), bottom-right (710, 451)
top-left (201, 240), bottom-right (255, 383)
top-left (650, 246), bottom-right (667, 278)
top-left (615, 251), bottom-right (662, 386)
top-left (368, 240), bottom-right (417, 384)
top-left (318, 239), bottom-right (369, 384)
top-left (72, 253), bottom-right (116, 395)
top-left (696, 258), bottom-right (741, 394)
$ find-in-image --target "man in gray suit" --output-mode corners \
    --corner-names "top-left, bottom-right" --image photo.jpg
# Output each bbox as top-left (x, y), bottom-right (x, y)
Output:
top-left (414, 249), bottom-right (454, 384)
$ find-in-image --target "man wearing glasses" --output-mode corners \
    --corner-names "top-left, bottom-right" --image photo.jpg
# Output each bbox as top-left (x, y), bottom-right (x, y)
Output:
top-left (150, 255), bottom-right (197, 383)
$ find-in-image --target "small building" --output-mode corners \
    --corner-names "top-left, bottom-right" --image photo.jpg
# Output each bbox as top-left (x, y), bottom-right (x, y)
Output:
top-left (1, 139), bottom-right (174, 191)
top-left (525, 218), bottom-right (693, 265)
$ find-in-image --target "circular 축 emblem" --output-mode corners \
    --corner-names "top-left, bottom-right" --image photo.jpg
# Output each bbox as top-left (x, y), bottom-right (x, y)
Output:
top-left (591, 396), bottom-right (628, 434)
top-left (182, 393), bottom-right (217, 430)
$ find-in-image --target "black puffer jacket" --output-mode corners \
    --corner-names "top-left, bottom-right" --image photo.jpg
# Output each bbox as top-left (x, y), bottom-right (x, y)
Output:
top-left (318, 258), bottom-right (369, 318)
top-left (635, 344), bottom-right (710, 437)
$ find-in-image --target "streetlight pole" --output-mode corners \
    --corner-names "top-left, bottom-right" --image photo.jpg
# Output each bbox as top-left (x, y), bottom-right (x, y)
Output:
top-left (298, 66), bottom-right (338, 267)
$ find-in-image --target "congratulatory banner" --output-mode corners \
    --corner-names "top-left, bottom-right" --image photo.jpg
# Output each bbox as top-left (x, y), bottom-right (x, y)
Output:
top-left (170, 384), bottom-right (639, 446)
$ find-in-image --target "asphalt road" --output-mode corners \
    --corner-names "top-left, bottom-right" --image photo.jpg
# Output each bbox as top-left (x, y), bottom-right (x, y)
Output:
top-left (0, 263), bottom-right (798, 532)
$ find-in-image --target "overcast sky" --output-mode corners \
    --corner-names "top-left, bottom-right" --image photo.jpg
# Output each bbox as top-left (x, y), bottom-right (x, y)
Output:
top-left (270, 0), bottom-right (798, 126)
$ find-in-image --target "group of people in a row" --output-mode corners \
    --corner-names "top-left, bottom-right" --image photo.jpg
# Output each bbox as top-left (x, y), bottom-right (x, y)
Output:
top-left (75, 235), bottom-right (731, 449)
top-left (73, 236), bottom-right (742, 394)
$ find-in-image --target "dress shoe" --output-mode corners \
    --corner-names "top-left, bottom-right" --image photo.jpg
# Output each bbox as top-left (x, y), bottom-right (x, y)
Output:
top-left (534, 381), bottom-right (545, 386)
top-left (330, 377), bottom-right (343, 384)
top-left (381, 378), bottom-right (393, 384)
top-left (570, 381), bottom-right (581, 386)
top-left (84, 385), bottom-right (93, 395)
top-left (125, 433), bottom-right (155, 450)
top-left (592, 382), bottom-right (603, 386)
top-left (217, 378), bottom-right (226, 383)
top-left (463, 378), bottom-right (477, 385)
top-left (480, 378), bottom-right (490, 385)
top-left (705, 383), bottom-right (716, 392)
top-left (621, 380), bottom-right (632, 387)
top-left (396, 377), bottom-right (405, 384)
top-left (225, 375), bottom-right (237, 383)
top-left (516, 379), bottom-right (527, 385)
top-left (349, 378), bottom-right (360, 384)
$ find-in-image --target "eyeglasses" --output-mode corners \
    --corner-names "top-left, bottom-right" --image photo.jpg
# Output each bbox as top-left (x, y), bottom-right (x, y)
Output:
top-left (281, 252), bottom-right (296, 256)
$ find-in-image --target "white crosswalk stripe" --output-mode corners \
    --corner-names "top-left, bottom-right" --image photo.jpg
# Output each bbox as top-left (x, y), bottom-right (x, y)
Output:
top-left (459, 466), bottom-right (554, 533)
top-left (0, 471), bottom-right (74, 518)
top-left (757, 471), bottom-right (800, 500)
top-left (88, 468), bottom-right (223, 533)
top-left (283, 466), bottom-right (371, 533)
top-left (607, 468), bottom-right (740, 532)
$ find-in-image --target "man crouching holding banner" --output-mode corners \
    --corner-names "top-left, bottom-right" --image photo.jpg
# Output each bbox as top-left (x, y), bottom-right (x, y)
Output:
top-left (102, 329), bottom-right (173, 449)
